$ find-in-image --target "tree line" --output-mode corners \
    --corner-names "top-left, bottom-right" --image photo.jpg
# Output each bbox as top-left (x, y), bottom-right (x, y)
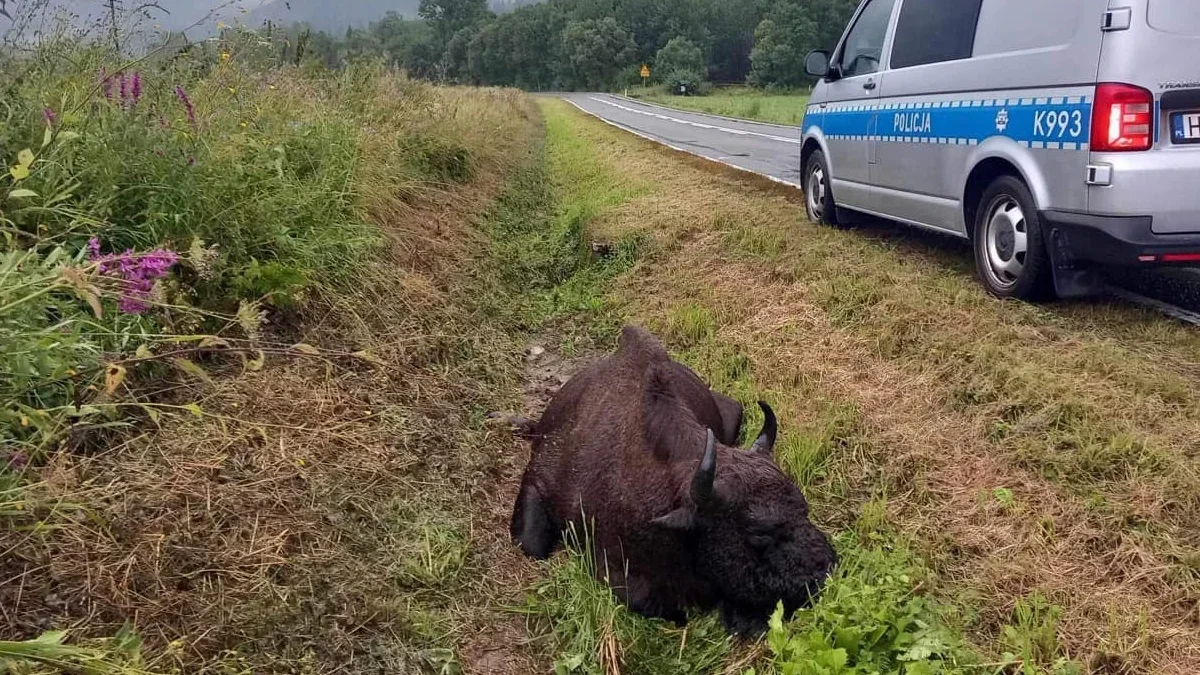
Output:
top-left (279, 0), bottom-right (860, 91)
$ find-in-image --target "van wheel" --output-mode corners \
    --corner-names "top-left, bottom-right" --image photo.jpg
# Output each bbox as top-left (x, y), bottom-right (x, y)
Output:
top-left (804, 150), bottom-right (839, 226)
top-left (973, 176), bottom-right (1051, 300)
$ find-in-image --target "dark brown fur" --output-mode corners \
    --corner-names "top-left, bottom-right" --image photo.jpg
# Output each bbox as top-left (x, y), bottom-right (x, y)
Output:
top-left (510, 326), bottom-right (836, 635)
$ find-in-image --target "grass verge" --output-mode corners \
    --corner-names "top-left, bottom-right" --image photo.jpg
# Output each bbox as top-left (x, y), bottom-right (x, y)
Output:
top-left (628, 86), bottom-right (811, 125)
top-left (517, 98), bottom-right (1200, 675)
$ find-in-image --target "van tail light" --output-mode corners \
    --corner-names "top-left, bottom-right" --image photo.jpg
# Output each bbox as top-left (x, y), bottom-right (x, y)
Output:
top-left (1091, 83), bottom-right (1154, 151)
top-left (1162, 253), bottom-right (1200, 263)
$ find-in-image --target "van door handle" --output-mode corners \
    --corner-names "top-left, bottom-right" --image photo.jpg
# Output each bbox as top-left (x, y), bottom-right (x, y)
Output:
top-left (863, 80), bottom-right (877, 91)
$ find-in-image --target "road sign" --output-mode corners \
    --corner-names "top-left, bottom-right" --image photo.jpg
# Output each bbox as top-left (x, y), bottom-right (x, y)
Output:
top-left (640, 64), bottom-right (650, 80)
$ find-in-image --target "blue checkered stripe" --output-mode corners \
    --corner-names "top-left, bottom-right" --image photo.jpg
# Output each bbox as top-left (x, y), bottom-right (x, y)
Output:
top-left (806, 95), bottom-right (1094, 151)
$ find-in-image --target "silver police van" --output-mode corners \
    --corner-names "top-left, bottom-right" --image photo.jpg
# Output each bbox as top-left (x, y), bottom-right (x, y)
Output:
top-left (800, 0), bottom-right (1200, 300)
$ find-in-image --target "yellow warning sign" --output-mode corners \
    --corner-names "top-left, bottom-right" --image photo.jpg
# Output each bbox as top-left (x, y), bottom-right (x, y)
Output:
top-left (640, 64), bottom-right (650, 79)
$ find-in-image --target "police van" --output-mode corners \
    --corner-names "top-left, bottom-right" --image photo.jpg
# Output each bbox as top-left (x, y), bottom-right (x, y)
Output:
top-left (800, 0), bottom-right (1200, 300)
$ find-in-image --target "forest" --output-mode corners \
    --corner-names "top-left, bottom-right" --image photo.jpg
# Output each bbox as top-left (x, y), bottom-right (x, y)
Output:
top-left (274, 0), bottom-right (860, 91)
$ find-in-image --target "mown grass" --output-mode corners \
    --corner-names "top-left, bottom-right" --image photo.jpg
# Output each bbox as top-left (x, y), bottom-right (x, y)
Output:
top-left (523, 98), bottom-right (1200, 674)
top-left (630, 86), bottom-right (811, 126)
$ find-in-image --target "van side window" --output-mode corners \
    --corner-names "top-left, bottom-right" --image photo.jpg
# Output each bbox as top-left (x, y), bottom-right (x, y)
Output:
top-left (890, 0), bottom-right (984, 69)
top-left (836, 0), bottom-right (898, 78)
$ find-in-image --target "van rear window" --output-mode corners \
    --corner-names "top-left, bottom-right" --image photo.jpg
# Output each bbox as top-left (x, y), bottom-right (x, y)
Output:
top-left (1149, 2), bottom-right (1200, 36)
top-left (890, 0), bottom-right (984, 70)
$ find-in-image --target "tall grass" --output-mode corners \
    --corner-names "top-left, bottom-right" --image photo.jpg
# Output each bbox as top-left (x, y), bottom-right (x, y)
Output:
top-left (0, 30), bottom-right (532, 670)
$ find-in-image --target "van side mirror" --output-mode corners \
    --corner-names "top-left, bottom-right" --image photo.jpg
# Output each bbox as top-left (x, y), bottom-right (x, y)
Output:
top-left (805, 50), bottom-right (831, 78)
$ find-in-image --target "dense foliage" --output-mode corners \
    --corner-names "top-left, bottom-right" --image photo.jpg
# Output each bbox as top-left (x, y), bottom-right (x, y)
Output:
top-left (266, 0), bottom-right (860, 90)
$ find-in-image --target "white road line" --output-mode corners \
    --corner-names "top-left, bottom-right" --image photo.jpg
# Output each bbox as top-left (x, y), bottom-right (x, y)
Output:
top-left (587, 96), bottom-right (804, 146)
top-left (563, 98), bottom-right (804, 190)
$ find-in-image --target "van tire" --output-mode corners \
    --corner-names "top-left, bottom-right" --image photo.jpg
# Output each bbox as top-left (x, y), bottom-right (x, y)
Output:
top-left (972, 175), bottom-right (1052, 301)
top-left (804, 150), bottom-right (840, 227)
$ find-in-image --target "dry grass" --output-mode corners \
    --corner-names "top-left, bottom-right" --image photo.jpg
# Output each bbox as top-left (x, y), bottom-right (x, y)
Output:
top-left (1, 82), bottom-right (548, 674)
top-left (541, 98), bottom-right (1200, 673)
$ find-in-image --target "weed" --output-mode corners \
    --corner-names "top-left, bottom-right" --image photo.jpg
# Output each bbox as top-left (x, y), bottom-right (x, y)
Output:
top-left (762, 531), bottom-right (982, 675)
top-left (520, 525), bottom-right (731, 675)
top-left (666, 302), bottom-right (717, 346)
top-left (999, 592), bottom-right (1084, 675)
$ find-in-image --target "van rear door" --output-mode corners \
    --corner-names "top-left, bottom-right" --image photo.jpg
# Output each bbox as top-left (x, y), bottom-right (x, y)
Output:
top-left (1092, 0), bottom-right (1200, 234)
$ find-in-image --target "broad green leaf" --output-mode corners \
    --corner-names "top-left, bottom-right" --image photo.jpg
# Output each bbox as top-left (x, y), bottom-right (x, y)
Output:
top-left (182, 403), bottom-right (204, 418)
top-left (7, 188), bottom-right (38, 199)
top-left (292, 343), bottom-right (321, 355)
top-left (56, 131), bottom-right (81, 143)
top-left (17, 149), bottom-right (34, 167)
top-left (135, 344), bottom-right (153, 359)
top-left (42, 126), bottom-right (52, 148)
top-left (9, 164), bottom-right (29, 181)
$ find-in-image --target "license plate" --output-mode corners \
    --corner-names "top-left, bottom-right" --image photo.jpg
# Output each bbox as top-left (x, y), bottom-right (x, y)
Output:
top-left (1172, 111), bottom-right (1200, 144)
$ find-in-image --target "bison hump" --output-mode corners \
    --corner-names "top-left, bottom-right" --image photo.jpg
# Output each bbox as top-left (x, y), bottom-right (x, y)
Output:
top-left (618, 325), bottom-right (670, 365)
top-left (643, 361), bottom-right (709, 463)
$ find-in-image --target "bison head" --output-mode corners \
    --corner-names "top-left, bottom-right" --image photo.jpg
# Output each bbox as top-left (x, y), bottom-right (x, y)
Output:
top-left (652, 403), bottom-right (838, 636)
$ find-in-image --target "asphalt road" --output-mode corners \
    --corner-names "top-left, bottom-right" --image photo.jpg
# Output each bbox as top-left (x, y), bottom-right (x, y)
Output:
top-left (561, 92), bottom-right (1200, 321)
top-left (561, 93), bottom-right (807, 188)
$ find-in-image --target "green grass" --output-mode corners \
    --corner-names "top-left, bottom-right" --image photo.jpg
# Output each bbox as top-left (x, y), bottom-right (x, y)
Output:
top-left (516, 99), bottom-right (1155, 673)
top-left (631, 86), bottom-right (811, 126)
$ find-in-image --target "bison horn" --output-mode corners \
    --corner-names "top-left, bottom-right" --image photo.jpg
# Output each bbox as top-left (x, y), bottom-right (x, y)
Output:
top-left (690, 428), bottom-right (717, 504)
top-left (748, 401), bottom-right (777, 458)
top-left (652, 428), bottom-right (716, 531)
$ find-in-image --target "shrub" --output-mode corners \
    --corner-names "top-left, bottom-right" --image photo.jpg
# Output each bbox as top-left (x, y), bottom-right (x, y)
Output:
top-left (663, 69), bottom-right (710, 96)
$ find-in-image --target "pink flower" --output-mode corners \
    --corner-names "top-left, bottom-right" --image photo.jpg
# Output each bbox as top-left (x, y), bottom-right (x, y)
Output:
top-left (43, 107), bottom-right (56, 127)
top-left (87, 238), bottom-right (179, 314)
top-left (130, 72), bottom-right (142, 104)
top-left (175, 85), bottom-right (196, 125)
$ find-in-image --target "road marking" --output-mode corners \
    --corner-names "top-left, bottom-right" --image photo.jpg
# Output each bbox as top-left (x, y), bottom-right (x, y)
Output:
top-left (586, 96), bottom-right (804, 145)
top-left (564, 98), bottom-right (804, 190)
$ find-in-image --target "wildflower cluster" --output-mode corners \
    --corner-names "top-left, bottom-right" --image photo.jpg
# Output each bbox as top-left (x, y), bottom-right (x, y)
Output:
top-left (174, 85), bottom-right (196, 125)
top-left (100, 68), bottom-right (144, 108)
top-left (87, 237), bottom-right (179, 314)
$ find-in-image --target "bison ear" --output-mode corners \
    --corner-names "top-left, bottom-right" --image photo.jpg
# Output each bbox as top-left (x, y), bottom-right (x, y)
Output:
top-left (651, 506), bottom-right (696, 531)
top-left (747, 401), bottom-right (778, 459)
top-left (651, 428), bottom-right (716, 532)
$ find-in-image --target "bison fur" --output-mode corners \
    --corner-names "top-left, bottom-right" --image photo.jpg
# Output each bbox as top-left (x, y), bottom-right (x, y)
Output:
top-left (510, 325), bottom-right (837, 636)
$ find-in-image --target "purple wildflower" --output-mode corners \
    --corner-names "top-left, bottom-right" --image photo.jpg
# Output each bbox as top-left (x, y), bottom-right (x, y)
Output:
top-left (175, 85), bottom-right (196, 125)
top-left (118, 71), bottom-right (129, 102)
top-left (99, 67), bottom-right (113, 99)
top-left (130, 71), bottom-right (142, 104)
top-left (43, 107), bottom-right (56, 127)
top-left (87, 238), bottom-right (179, 314)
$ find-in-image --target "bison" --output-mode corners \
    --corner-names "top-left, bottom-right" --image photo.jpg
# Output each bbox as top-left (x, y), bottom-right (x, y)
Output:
top-left (509, 325), bottom-right (837, 636)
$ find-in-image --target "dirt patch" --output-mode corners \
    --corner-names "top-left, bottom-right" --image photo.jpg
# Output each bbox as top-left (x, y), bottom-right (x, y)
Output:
top-left (460, 335), bottom-right (596, 675)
